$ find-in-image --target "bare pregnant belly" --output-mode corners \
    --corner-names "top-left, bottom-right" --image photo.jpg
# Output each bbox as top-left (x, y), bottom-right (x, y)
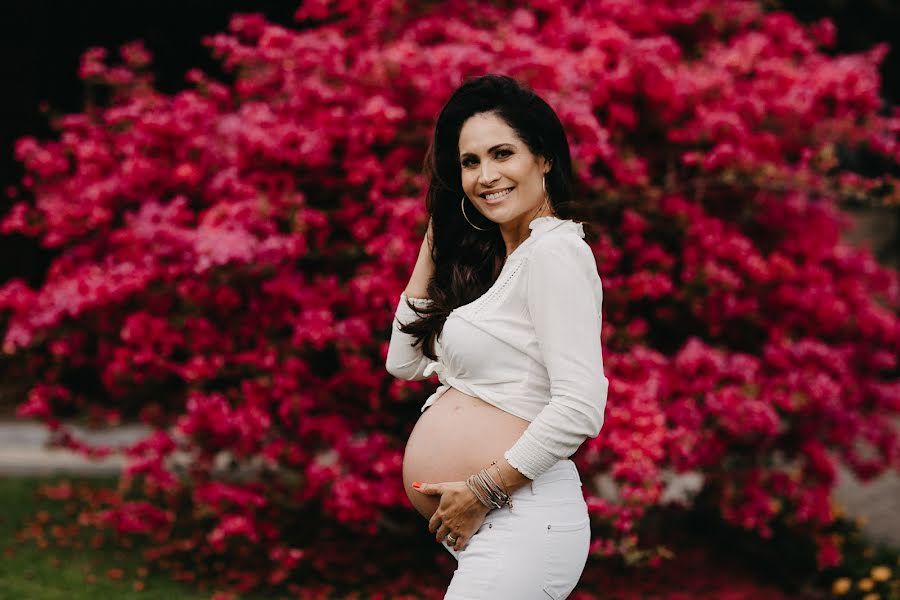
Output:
top-left (402, 387), bottom-right (530, 522)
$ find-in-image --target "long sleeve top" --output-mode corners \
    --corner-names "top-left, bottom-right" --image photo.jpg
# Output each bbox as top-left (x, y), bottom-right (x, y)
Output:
top-left (384, 215), bottom-right (609, 480)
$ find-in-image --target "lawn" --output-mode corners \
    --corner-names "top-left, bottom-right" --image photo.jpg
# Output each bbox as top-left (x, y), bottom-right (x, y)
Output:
top-left (0, 476), bottom-right (254, 600)
top-left (4, 475), bottom-right (896, 599)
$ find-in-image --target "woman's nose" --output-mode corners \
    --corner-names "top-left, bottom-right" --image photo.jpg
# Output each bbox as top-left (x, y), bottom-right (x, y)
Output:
top-left (479, 161), bottom-right (499, 185)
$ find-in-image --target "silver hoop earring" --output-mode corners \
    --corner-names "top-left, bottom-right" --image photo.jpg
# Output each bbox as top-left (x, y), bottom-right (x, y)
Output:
top-left (461, 195), bottom-right (492, 231)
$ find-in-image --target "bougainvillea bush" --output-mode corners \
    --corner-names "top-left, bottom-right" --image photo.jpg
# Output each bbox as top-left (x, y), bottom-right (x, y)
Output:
top-left (2, 0), bottom-right (900, 594)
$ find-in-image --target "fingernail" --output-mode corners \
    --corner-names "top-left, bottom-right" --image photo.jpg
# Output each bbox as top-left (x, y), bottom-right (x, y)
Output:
top-left (412, 481), bottom-right (421, 489)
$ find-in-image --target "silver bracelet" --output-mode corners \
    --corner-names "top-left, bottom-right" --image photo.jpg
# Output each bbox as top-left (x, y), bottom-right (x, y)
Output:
top-left (465, 475), bottom-right (495, 508)
top-left (483, 470), bottom-right (512, 509)
top-left (466, 468), bottom-right (511, 510)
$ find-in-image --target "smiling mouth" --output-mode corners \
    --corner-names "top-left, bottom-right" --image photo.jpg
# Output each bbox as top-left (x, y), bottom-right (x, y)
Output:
top-left (482, 187), bottom-right (514, 201)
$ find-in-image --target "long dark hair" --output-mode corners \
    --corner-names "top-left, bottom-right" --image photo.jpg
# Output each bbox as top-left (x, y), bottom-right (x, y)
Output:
top-left (400, 74), bottom-right (590, 360)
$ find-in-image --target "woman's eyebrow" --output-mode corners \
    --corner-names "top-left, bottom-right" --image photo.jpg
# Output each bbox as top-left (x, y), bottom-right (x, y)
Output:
top-left (459, 143), bottom-right (514, 159)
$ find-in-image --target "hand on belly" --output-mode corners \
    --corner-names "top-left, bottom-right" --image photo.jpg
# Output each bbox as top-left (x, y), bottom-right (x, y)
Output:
top-left (402, 387), bottom-right (529, 522)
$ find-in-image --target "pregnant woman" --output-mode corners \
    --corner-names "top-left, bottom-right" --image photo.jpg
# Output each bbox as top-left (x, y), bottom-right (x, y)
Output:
top-left (385, 74), bottom-right (609, 599)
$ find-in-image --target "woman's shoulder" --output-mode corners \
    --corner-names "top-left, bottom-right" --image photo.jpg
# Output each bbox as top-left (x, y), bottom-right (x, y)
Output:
top-left (522, 219), bottom-right (602, 292)
top-left (523, 219), bottom-right (603, 307)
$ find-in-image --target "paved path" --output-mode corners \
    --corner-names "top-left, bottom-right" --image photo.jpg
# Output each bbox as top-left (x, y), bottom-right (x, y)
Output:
top-left (0, 421), bottom-right (150, 476)
top-left (0, 419), bottom-right (897, 547)
top-left (831, 416), bottom-right (900, 547)
top-left (834, 464), bottom-right (900, 547)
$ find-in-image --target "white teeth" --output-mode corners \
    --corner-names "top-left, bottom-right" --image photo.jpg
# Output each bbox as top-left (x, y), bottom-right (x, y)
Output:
top-left (485, 188), bottom-right (513, 201)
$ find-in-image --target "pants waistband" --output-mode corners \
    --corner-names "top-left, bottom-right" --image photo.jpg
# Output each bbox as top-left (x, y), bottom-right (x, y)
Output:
top-left (517, 459), bottom-right (582, 498)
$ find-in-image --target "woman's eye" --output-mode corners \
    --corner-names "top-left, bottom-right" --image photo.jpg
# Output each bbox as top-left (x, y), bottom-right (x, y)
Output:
top-left (461, 150), bottom-right (511, 167)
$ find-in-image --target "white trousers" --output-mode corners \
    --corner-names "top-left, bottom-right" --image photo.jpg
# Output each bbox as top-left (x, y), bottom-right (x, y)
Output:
top-left (440, 459), bottom-right (591, 599)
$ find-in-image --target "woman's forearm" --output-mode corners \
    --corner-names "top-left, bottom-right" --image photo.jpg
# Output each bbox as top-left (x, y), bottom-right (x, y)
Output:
top-left (404, 224), bottom-right (435, 299)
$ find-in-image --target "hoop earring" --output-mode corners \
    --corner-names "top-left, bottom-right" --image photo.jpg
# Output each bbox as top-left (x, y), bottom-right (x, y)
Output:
top-left (461, 195), bottom-right (492, 231)
top-left (542, 175), bottom-right (555, 215)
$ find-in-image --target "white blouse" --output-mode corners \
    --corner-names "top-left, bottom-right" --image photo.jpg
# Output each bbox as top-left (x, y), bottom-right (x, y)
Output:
top-left (385, 215), bottom-right (609, 480)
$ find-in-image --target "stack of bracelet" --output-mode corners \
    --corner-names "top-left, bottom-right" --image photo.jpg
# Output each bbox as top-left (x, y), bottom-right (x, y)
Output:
top-left (465, 459), bottom-right (513, 510)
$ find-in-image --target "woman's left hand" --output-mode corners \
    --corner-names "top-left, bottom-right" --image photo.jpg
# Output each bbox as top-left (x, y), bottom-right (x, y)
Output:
top-left (414, 480), bottom-right (492, 551)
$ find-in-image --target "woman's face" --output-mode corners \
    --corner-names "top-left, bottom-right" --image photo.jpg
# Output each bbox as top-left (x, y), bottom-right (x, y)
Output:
top-left (458, 112), bottom-right (551, 228)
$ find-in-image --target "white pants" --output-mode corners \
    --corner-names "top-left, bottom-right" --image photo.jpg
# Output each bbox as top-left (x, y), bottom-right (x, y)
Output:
top-left (440, 459), bottom-right (590, 599)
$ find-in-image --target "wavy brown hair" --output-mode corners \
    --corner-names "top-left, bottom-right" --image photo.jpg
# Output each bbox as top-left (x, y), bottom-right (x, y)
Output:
top-left (400, 74), bottom-right (592, 360)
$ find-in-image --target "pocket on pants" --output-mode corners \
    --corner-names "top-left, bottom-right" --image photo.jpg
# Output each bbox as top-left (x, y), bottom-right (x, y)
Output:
top-left (542, 513), bottom-right (590, 600)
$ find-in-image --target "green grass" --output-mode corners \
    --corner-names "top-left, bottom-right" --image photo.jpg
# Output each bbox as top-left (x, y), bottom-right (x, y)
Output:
top-left (18, 474), bottom-right (886, 600)
top-left (0, 476), bottom-right (239, 599)
top-left (0, 477), bottom-right (434, 600)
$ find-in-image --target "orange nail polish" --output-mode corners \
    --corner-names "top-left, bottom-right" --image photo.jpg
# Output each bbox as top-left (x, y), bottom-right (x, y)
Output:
top-left (412, 481), bottom-right (421, 489)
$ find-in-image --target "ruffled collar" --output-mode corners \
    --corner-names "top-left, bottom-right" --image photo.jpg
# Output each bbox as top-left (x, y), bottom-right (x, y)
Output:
top-left (528, 215), bottom-right (585, 238)
top-left (502, 215), bottom-right (584, 263)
